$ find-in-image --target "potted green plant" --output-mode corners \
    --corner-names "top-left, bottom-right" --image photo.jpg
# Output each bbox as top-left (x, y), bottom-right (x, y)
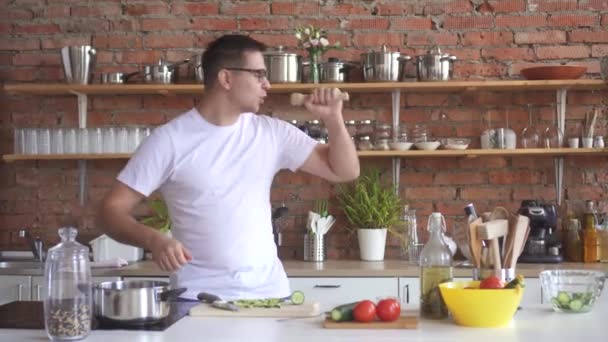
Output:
top-left (139, 198), bottom-right (172, 235)
top-left (337, 168), bottom-right (402, 261)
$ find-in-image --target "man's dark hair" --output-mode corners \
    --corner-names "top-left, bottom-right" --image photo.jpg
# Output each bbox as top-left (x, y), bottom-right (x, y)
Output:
top-left (202, 35), bottom-right (266, 87)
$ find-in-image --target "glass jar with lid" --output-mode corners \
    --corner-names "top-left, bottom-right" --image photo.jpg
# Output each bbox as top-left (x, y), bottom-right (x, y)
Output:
top-left (306, 120), bottom-right (323, 139)
top-left (357, 135), bottom-right (373, 151)
top-left (356, 119), bottom-right (375, 137)
top-left (344, 120), bottom-right (357, 138)
top-left (373, 122), bottom-right (392, 140)
top-left (44, 227), bottom-right (92, 341)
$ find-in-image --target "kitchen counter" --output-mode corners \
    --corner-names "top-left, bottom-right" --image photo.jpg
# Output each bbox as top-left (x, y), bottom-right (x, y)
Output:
top-left (2, 259), bottom-right (608, 277)
top-left (1, 299), bottom-right (606, 341)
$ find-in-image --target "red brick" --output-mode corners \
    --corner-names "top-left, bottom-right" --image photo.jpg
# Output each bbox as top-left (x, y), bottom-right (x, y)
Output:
top-left (569, 29), bottom-right (608, 43)
top-left (271, 2), bottom-right (320, 15)
top-left (93, 34), bottom-right (142, 49)
top-left (343, 18), bottom-right (390, 30)
top-left (548, 14), bottom-right (598, 27)
top-left (0, 23), bottom-right (10, 34)
top-left (41, 36), bottom-right (91, 50)
top-left (170, 2), bottom-right (219, 15)
top-left (41, 97), bottom-right (78, 112)
top-left (489, 170), bottom-right (542, 184)
top-left (124, 2), bottom-right (169, 16)
top-left (591, 45), bottom-right (608, 57)
top-left (461, 187), bottom-right (512, 201)
top-left (249, 34), bottom-right (298, 48)
top-left (61, 111), bottom-right (113, 127)
top-left (462, 31), bottom-right (513, 46)
top-left (239, 18), bottom-right (290, 31)
top-left (0, 214), bottom-right (30, 229)
top-left (514, 186), bottom-right (558, 201)
top-left (375, 3), bottom-right (415, 15)
top-left (514, 30), bottom-right (566, 44)
top-left (579, 0), bottom-right (608, 10)
top-left (71, 5), bottom-right (121, 17)
top-left (406, 32), bottom-right (459, 46)
top-left (46, 5), bottom-right (70, 18)
top-left (13, 23), bottom-right (60, 35)
top-left (435, 172), bottom-right (487, 185)
top-left (117, 50), bottom-right (163, 64)
top-left (400, 172), bottom-right (433, 185)
top-left (390, 18), bottom-right (433, 30)
top-left (191, 18), bottom-right (238, 31)
top-left (482, 47), bottom-right (535, 61)
top-left (451, 48), bottom-right (481, 60)
top-left (143, 34), bottom-right (196, 49)
top-left (0, 38), bottom-right (40, 51)
top-left (293, 19), bottom-right (341, 31)
top-left (3, 8), bottom-right (33, 20)
top-left (488, 0), bottom-right (526, 12)
top-left (444, 15), bottom-right (494, 29)
top-left (141, 18), bottom-right (191, 31)
top-left (322, 3), bottom-right (369, 15)
top-left (63, 19), bottom-right (110, 33)
top-left (114, 112), bottom-right (166, 126)
top-left (12, 53), bottom-right (60, 66)
top-left (0, 67), bottom-right (38, 81)
top-left (353, 33), bottom-right (403, 48)
top-left (495, 14), bottom-right (547, 28)
top-left (423, 1), bottom-right (472, 15)
top-left (143, 96), bottom-right (194, 110)
top-left (92, 97), bottom-right (142, 111)
top-left (536, 45), bottom-right (590, 59)
top-left (221, 2), bottom-right (270, 15)
top-left (405, 187), bottom-right (457, 200)
top-left (109, 19), bottom-right (140, 32)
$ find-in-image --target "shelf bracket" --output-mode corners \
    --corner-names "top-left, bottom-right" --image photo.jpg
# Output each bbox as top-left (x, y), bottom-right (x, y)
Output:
top-left (554, 88), bottom-right (567, 205)
top-left (391, 90), bottom-right (401, 195)
top-left (71, 91), bottom-right (88, 206)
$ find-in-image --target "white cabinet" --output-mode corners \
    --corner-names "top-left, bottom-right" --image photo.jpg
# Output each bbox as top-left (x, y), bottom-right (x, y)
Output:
top-left (289, 277), bottom-right (398, 311)
top-left (0, 275), bottom-right (31, 304)
top-left (522, 278), bottom-right (542, 307)
top-left (31, 276), bottom-right (121, 301)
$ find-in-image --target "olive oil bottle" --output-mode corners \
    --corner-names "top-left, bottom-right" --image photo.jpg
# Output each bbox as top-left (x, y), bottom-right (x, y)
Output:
top-left (420, 212), bottom-right (453, 319)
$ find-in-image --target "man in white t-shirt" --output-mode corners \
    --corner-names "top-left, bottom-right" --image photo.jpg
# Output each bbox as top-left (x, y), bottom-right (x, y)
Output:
top-left (99, 35), bottom-right (360, 300)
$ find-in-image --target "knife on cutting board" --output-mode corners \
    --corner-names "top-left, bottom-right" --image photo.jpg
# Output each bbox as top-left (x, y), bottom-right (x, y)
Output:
top-left (197, 292), bottom-right (240, 312)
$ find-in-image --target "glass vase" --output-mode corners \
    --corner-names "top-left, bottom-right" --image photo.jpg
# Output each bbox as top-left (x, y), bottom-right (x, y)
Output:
top-left (308, 51), bottom-right (321, 84)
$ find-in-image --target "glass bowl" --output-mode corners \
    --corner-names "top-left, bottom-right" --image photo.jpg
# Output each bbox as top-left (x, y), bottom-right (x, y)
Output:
top-left (441, 138), bottom-right (471, 150)
top-left (539, 269), bottom-right (606, 313)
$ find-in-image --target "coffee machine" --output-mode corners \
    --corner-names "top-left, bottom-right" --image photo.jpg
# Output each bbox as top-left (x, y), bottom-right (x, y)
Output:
top-left (517, 200), bottom-right (563, 263)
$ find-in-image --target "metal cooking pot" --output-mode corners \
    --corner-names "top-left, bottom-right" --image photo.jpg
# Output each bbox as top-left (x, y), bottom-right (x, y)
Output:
top-left (92, 280), bottom-right (186, 324)
top-left (361, 45), bottom-right (411, 82)
top-left (263, 46), bottom-right (301, 83)
top-left (416, 46), bottom-right (457, 81)
top-left (144, 59), bottom-right (190, 84)
top-left (319, 58), bottom-right (353, 83)
top-left (194, 53), bottom-right (204, 83)
top-left (100, 71), bottom-right (139, 84)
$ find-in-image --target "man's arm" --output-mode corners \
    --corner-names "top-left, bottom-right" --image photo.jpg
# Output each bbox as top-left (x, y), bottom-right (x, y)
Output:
top-left (98, 181), bottom-right (191, 271)
top-left (298, 88), bottom-right (360, 182)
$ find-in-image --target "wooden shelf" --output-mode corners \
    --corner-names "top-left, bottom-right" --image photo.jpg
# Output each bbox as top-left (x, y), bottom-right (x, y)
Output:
top-left (3, 79), bottom-right (607, 96)
top-left (4, 148), bottom-right (608, 162)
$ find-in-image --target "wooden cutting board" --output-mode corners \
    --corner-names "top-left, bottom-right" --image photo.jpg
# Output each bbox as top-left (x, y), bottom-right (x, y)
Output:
top-left (323, 316), bottom-right (418, 329)
top-left (189, 301), bottom-right (320, 318)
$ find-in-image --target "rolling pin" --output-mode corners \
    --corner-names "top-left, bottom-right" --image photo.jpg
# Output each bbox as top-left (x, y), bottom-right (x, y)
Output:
top-left (290, 91), bottom-right (350, 106)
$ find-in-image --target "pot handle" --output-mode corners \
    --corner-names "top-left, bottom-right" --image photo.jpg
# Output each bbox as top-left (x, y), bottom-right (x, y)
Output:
top-left (440, 55), bottom-right (457, 62)
top-left (124, 71), bottom-right (140, 83)
top-left (168, 59), bottom-right (190, 70)
top-left (158, 287), bottom-right (187, 302)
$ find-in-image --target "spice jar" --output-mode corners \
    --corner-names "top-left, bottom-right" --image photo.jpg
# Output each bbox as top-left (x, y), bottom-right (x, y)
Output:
top-left (374, 122), bottom-right (392, 140)
top-left (374, 138), bottom-right (391, 151)
top-left (306, 120), bottom-right (322, 139)
top-left (357, 119), bottom-right (375, 137)
top-left (357, 135), bottom-right (373, 151)
top-left (344, 120), bottom-right (357, 138)
top-left (44, 227), bottom-right (92, 341)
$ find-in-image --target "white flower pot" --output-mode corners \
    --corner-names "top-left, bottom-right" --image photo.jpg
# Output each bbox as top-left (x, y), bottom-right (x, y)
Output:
top-left (357, 228), bottom-right (387, 261)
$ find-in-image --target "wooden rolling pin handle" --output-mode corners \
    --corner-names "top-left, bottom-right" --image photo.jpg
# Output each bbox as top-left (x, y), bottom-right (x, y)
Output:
top-left (290, 91), bottom-right (350, 106)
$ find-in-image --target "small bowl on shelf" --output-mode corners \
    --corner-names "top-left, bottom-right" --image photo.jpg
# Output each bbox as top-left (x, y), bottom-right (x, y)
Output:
top-left (414, 141), bottom-right (441, 150)
top-left (441, 138), bottom-right (470, 150)
top-left (389, 141), bottom-right (413, 151)
top-left (539, 269), bottom-right (606, 313)
top-left (520, 65), bottom-right (587, 80)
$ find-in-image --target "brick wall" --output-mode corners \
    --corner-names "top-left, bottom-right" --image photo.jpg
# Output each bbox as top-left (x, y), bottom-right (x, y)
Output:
top-left (1, 0), bottom-right (608, 260)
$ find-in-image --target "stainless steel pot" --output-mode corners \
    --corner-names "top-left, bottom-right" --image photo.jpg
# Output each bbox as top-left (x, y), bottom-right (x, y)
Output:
top-left (100, 71), bottom-right (139, 84)
top-left (144, 59), bottom-right (190, 84)
top-left (194, 53), bottom-right (204, 83)
top-left (319, 58), bottom-right (353, 83)
top-left (263, 46), bottom-right (301, 83)
top-left (416, 47), bottom-right (457, 81)
top-left (92, 280), bottom-right (186, 324)
top-left (361, 45), bottom-right (411, 82)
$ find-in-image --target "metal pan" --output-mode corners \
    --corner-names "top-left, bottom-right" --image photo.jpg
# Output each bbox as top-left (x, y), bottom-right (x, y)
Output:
top-left (100, 72), bottom-right (139, 84)
top-left (92, 280), bottom-right (186, 325)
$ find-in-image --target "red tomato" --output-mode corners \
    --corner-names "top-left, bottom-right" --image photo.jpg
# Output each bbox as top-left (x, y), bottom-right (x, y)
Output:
top-left (376, 298), bottom-right (401, 321)
top-left (479, 275), bottom-right (504, 289)
top-left (353, 300), bottom-right (376, 322)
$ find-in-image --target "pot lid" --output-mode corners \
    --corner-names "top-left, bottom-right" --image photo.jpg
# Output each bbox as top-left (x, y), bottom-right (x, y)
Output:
top-left (361, 44), bottom-right (401, 56)
top-left (263, 46), bottom-right (299, 57)
top-left (424, 46), bottom-right (449, 57)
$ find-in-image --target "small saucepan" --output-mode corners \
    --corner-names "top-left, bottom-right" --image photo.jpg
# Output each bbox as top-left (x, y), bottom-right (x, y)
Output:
top-left (92, 280), bottom-right (186, 325)
top-left (100, 72), bottom-right (139, 84)
top-left (144, 59), bottom-right (190, 84)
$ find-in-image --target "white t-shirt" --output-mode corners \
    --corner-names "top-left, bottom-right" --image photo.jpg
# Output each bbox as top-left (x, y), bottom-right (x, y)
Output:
top-left (117, 108), bottom-right (317, 300)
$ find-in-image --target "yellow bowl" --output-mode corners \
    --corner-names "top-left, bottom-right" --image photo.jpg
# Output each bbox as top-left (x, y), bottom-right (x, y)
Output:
top-left (439, 281), bottom-right (523, 328)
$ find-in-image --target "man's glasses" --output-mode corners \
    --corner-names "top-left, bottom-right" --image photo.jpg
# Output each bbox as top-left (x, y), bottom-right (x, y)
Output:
top-left (224, 67), bottom-right (268, 82)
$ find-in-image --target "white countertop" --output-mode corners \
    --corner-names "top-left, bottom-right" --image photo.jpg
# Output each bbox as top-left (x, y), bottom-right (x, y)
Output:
top-left (2, 298), bottom-right (606, 342)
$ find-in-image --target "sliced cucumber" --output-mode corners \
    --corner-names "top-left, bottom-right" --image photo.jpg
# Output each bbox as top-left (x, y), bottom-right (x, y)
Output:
top-left (290, 290), bottom-right (305, 305)
top-left (557, 291), bottom-right (571, 305)
top-left (568, 299), bottom-right (583, 311)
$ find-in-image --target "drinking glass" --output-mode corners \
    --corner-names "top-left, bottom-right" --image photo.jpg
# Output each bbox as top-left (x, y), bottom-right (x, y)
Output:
top-left (24, 128), bottom-right (38, 155)
top-left (520, 106), bottom-right (540, 148)
top-left (77, 128), bottom-right (89, 153)
top-left (116, 127), bottom-right (129, 153)
top-left (63, 128), bottom-right (77, 154)
top-left (543, 126), bottom-right (563, 148)
top-left (102, 127), bottom-right (116, 153)
top-left (127, 127), bottom-right (142, 152)
top-left (14, 128), bottom-right (24, 154)
top-left (88, 128), bottom-right (103, 154)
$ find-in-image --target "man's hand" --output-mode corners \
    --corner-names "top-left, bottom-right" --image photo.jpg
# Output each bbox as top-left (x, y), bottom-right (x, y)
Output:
top-left (303, 88), bottom-right (344, 124)
top-left (149, 233), bottom-right (192, 271)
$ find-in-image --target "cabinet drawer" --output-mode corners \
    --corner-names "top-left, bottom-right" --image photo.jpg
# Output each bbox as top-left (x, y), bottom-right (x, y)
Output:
top-left (289, 277), bottom-right (398, 311)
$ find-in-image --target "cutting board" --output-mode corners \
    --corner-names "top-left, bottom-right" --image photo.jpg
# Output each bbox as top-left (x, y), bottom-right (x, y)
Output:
top-left (189, 301), bottom-right (320, 318)
top-left (323, 316), bottom-right (418, 329)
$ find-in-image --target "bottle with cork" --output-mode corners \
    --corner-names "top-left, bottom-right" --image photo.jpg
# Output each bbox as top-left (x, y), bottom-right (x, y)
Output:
top-left (582, 201), bottom-right (600, 263)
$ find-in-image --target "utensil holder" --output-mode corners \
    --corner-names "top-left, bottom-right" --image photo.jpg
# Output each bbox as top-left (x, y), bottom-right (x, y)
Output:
top-left (303, 233), bottom-right (325, 262)
top-left (473, 267), bottom-right (515, 283)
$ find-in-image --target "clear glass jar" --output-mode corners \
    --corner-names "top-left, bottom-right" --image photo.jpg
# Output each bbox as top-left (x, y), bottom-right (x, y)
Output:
top-left (306, 120), bottom-right (322, 139)
top-left (344, 120), bottom-right (357, 138)
top-left (373, 122), bottom-right (392, 140)
top-left (374, 138), bottom-right (391, 151)
top-left (419, 212), bottom-right (453, 319)
top-left (357, 135), bottom-right (373, 151)
top-left (44, 227), bottom-right (92, 341)
top-left (356, 119), bottom-right (374, 137)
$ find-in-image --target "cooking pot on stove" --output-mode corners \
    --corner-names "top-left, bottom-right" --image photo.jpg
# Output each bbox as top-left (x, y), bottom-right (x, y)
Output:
top-left (416, 46), bottom-right (457, 81)
top-left (361, 45), bottom-right (411, 82)
top-left (92, 280), bottom-right (186, 325)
